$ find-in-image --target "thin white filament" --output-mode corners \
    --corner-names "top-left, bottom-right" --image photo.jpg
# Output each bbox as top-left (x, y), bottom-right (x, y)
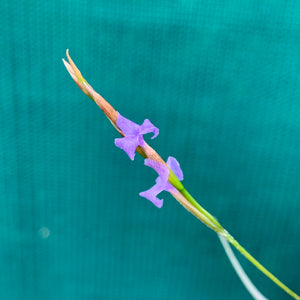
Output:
top-left (218, 234), bottom-right (268, 300)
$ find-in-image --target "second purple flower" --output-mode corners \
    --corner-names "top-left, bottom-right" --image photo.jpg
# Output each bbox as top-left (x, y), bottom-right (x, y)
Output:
top-left (139, 157), bottom-right (184, 208)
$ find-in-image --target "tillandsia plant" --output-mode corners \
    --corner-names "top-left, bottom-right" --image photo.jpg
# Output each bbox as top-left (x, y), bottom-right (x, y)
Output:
top-left (63, 50), bottom-right (299, 300)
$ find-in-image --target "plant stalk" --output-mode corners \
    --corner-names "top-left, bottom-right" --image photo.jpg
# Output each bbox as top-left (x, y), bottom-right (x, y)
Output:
top-left (179, 186), bottom-right (300, 300)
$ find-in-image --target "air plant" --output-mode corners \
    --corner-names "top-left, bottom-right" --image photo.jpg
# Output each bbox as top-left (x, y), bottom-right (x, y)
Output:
top-left (63, 50), bottom-right (299, 300)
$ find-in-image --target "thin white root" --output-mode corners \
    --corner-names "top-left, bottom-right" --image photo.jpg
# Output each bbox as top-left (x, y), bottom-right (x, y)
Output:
top-left (218, 234), bottom-right (268, 300)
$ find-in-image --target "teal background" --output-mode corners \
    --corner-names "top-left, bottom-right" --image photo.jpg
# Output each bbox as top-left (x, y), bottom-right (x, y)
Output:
top-left (1, 1), bottom-right (300, 299)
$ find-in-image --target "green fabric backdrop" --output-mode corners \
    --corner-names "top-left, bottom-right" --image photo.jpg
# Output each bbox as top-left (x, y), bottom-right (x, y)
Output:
top-left (1, 1), bottom-right (299, 299)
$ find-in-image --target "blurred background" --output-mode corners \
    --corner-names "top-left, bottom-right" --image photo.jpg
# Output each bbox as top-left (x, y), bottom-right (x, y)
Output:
top-left (1, 1), bottom-right (300, 299)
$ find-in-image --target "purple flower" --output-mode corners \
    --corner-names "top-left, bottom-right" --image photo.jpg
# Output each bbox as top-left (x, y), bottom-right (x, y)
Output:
top-left (114, 112), bottom-right (159, 160)
top-left (139, 157), bottom-right (183, 208)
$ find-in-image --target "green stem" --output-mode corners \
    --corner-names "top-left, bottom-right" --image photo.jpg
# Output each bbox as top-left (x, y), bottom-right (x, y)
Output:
top-left (222, 230), bottom-right (300, 300)
top-left (175, 183), bottom-right (300, 300)
top-left (180, 188), bottom-right (223, 232)
top-left (168, 172), bottom-right (223, 232)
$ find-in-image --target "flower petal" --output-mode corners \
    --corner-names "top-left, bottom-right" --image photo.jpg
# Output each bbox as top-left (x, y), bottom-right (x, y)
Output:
top-left (167, 156), bottom-right (183, 181)
top-left (116, 113), bottom-right (140, 136)
top-left (140, 119), bottom-right (159, 139)
top-left (114, 136), bottom-right (139, 160)
top-left (144, 159), bottom-right (169, 183)
top-left (139, 184), bottom-right (164, 208)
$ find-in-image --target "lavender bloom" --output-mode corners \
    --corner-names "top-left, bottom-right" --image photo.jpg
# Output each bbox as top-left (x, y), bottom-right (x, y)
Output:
top-left (139, 157), bottom-right (183, 208)
top-left (114, 113), bottom-right (159, 160)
